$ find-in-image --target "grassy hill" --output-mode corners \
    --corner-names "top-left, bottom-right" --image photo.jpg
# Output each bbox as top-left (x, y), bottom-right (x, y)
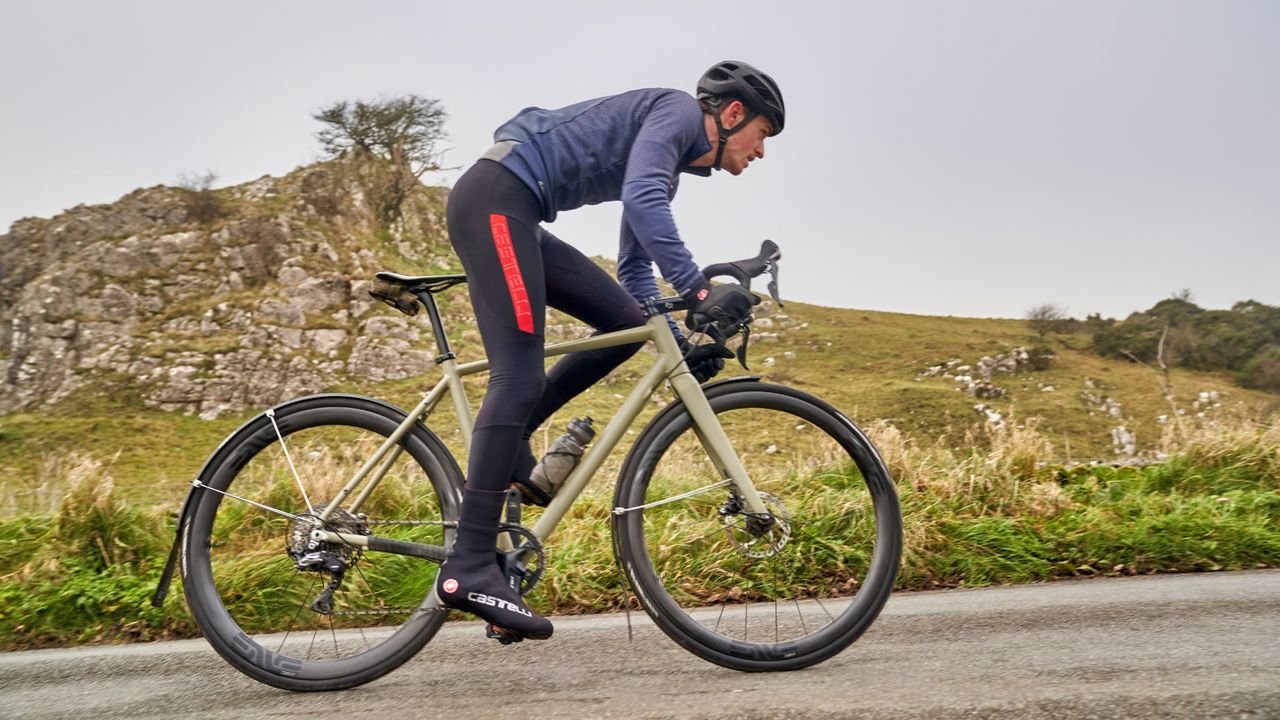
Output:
top-left (3, 291), bottom-right (1276, 514)
top-left (1, 160), bottom-right (1276, 650)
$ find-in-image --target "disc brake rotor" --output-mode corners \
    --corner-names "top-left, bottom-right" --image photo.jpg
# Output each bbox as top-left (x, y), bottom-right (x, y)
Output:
top-left (722, 492), bottom-right (791, 559)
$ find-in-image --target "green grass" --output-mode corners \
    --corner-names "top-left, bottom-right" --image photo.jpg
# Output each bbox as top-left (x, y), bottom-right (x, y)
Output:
top-left (0, 383), bottom-right (249, 510)
top-left (0, 416), bottom-right (1274, 650)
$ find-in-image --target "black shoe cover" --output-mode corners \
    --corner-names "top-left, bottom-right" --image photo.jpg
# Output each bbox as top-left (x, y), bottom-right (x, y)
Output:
top-left (435, 558), bottom-right (553, 640)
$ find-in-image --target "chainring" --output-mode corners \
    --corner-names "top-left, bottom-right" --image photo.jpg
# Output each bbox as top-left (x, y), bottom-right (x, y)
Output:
top-left (498, 523), bottom-right (546, 596)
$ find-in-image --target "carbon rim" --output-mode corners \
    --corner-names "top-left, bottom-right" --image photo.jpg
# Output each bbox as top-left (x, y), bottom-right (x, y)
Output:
top-left (617, 386), bottom-right (901, 666)
top-left (184, 400), bottom-right (458, 684)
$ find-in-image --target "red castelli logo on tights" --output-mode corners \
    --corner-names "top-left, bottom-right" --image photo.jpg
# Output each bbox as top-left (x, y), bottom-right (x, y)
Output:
top-left (696, 288), bottom-right (709, 301)
top-left (442, 578), bottom-right (459, 594)
top-left (489, 214), bottom-right (535, 334)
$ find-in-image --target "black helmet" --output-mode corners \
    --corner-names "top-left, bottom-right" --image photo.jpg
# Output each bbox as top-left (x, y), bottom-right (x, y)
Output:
top-left (697, 60), bottom-right (785, 136)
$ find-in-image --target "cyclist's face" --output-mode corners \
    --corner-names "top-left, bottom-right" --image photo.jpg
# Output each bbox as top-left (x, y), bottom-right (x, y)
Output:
top-left (719, 111), bottom-right (771, 176)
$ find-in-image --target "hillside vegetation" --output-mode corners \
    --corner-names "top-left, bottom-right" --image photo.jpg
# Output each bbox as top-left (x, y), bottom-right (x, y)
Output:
top-left (1, 157), bottom-right (1277, 649)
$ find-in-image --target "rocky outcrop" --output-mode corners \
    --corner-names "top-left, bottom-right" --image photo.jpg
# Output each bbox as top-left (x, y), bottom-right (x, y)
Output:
top-left (918, 346), bottom-right (1051, 399)
top-left (0, 159), bottom-right (453, 418)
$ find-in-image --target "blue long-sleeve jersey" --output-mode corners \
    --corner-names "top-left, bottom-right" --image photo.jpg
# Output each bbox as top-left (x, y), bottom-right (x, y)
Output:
top-left (493, 88), bottom-right (713, 306)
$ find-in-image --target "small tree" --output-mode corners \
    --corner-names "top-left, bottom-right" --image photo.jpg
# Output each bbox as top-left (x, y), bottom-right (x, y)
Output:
top-left (313, 94), bottom-right (448, 179)
top-left (313, 94), bottom-right (448, 222)
top-left (1025, 303), bottom-right (1068, 339)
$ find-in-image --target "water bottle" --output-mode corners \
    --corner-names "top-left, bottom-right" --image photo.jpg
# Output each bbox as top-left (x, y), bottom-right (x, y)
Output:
top-left (528, 417), bottom-right (595, 501)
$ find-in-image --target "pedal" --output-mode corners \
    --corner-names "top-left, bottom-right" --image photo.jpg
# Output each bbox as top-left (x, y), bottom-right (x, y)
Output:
top-left (485, 624), bottom-right (524, 645)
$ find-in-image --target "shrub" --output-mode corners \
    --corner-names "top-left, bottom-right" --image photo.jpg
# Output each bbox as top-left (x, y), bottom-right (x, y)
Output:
top-left (177, 170), bottom-right (227, 224)
top-left (1025, 304), bottom-right (1069, 339)
top-left (1240, 345), bottom-right (1280, 393)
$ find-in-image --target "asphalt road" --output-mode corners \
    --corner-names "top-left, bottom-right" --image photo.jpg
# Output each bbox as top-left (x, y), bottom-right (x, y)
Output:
top-left (2, 570), bottom-right (1278, 720)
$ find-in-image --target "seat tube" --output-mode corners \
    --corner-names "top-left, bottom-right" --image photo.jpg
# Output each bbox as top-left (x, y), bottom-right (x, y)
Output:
top-left (417, 290), bottom-right (474, 449)
top-left (439, 358), bottom-right (473, 449)
top-left (656, 329), bottom-right (769, 516)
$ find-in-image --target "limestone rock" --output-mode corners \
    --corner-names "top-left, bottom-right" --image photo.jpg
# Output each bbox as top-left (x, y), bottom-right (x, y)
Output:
top-left (0, 159), bottom-right (452, 417)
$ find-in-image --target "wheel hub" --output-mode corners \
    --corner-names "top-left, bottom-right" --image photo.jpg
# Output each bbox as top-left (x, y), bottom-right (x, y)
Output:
top-left (287, 506), bottom-right (367, 573)
top-left (720, 492), bottom-right (791, 558)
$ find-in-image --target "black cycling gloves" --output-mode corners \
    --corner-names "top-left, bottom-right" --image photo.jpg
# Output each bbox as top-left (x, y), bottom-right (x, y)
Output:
top-left (678, 279), bottom-right (761, 381)
top-left (677, 335), bottom-right (735, 383)
top-left (683, 281), bottom-right (761, 333)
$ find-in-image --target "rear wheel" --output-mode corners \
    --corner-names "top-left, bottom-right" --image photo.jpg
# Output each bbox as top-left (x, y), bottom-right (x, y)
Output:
top-left (612, 382), bottom-right (901, 671)
top-left (182, 395), bottom-right (462, 691)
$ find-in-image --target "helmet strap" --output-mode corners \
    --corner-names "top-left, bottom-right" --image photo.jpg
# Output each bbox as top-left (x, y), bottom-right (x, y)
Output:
top-left (710, 101), bottom-right (757, 171)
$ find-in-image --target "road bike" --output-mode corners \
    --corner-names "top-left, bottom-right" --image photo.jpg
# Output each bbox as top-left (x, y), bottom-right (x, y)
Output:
top-left (151, 241), bottom-right (903, 691)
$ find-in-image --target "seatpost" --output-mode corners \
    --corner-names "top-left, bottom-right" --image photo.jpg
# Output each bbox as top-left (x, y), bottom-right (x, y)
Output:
top-left (415, 291), bottom-right (455, 363)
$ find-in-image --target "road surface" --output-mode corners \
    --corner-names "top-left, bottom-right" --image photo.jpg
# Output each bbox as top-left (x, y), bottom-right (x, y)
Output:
top-left (2, 570), bottom-right (1277, 719)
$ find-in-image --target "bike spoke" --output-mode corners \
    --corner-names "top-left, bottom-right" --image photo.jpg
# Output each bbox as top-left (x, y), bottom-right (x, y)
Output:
top-left (772, 560), bottom-right (779, 642)
top-left (815, 596), bottom-right (835, 623)
top-left (280, 573), bottom-right (319, 653)
top-left (250, 556), bottom-right (292, 594)
top-left (615, 480), bottom-right (730, 515)
top-left (353, 559), bottom-right (400, 626)
top-left (328, 613), bottom-right (340, 659)
top-left (352, 595), bottom-right (372, 652)
top-left (195, 479), bottom-right (300, 522)
top-left (793, 597), bottom-right (808, 636)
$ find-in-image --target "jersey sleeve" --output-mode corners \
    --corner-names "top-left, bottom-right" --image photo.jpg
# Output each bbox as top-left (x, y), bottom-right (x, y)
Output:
top-left (618, 216), bottom-right (684, 339)
top-left (618, 93), bottom-right (707, 298)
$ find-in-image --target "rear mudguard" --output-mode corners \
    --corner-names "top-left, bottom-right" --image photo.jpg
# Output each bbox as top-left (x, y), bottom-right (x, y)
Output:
top-left (150, 393), bottom-right (433, 608)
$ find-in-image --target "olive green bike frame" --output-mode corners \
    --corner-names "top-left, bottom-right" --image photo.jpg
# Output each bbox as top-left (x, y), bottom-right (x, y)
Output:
top-left (309, 312), bottom-right (768, 553)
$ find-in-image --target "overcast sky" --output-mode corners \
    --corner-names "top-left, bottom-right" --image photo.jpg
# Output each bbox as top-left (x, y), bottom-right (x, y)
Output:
top-left (2, 1), bottom-right (1276, 319)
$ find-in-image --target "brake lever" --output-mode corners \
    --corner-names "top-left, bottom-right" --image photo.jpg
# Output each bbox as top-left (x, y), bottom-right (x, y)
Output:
top-left (765, 260), bottom-right (783, 308)
top-left (734, 321), bottom-right (752, 370)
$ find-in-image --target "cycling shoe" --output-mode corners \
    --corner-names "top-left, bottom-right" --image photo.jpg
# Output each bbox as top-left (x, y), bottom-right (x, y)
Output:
top-left (509, 476), bottom-right (552, 507)
top-left (434, 558), bottom-right (553, 640)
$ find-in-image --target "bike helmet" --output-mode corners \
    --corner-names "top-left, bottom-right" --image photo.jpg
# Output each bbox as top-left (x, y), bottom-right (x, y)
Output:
top-left (696, 60), bottom-right (785, 169)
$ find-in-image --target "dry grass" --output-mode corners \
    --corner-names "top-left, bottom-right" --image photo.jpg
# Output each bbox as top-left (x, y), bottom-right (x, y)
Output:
top-left (0, 406), bottom-right (1276, 650)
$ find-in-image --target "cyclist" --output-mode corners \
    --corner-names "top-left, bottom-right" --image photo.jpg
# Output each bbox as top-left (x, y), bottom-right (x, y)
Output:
top-left (435, 61), bottom-right (785, 640)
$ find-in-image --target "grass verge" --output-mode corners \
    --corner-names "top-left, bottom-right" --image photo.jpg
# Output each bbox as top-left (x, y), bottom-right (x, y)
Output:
top-left (0, 418), bottom-right (1275, 650)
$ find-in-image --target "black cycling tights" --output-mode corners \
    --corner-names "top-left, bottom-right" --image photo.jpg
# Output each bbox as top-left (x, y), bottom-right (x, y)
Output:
top-left (447, 159), bottom-right (646, 497)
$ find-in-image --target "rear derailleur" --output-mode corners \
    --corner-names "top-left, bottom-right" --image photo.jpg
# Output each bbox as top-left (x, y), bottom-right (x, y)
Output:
top-left (286, 507), bottom-right (369, 615)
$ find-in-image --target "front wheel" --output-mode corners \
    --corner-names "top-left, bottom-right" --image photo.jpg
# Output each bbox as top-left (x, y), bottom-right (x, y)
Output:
top-left (181, 394), bottom-right (463, 691)
top-left (612, 382), bottom-right (902, 671)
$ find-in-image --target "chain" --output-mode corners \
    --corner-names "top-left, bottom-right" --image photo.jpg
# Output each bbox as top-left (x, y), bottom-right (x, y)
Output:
top-left (330, 607), bottom-right (436, 617)
top-left (362, 519), bottom-right (454, 527)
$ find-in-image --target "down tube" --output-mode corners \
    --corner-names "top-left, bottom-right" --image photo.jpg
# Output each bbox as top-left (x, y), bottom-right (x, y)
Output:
top-left (530, 325), bottom-right (668, 541)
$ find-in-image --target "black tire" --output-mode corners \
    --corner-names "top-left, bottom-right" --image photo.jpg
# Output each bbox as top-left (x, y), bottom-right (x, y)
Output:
top-left (612, 381), bottom-right (901, 671)
top-left (182, 394), bottom-right (463, 691)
